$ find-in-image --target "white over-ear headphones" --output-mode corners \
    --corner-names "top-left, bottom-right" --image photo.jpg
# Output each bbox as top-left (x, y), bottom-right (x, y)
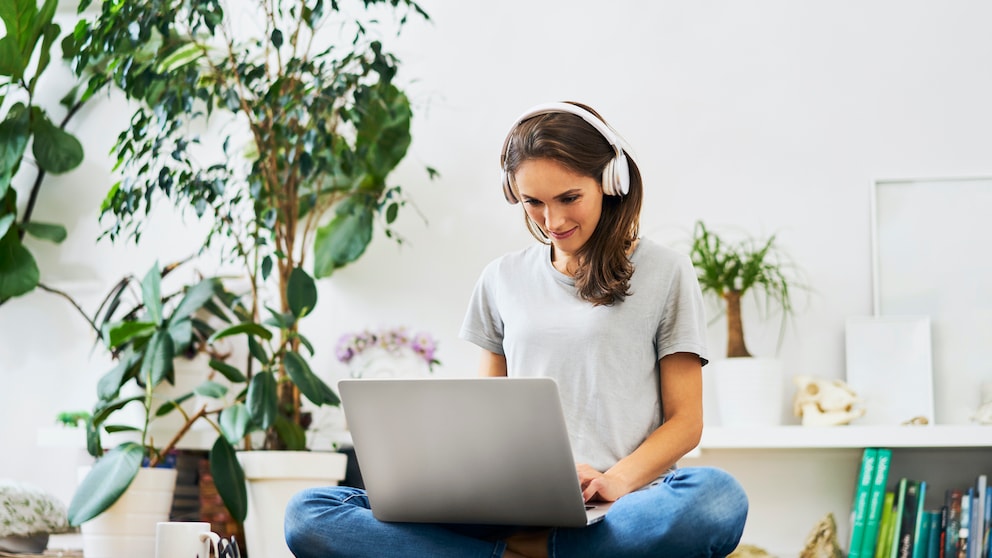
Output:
top-left (499, 102), bottom-right (631, 204)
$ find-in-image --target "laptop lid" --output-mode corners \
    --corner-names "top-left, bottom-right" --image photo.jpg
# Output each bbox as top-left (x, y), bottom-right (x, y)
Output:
top-left (338, 377), bottom-right (610, 527)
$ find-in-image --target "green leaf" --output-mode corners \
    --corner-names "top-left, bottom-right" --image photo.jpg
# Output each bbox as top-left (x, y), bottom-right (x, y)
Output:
top-left (96, 354), bottom-right (136, 401)
top-left (0, 106), bottom-right (30, 183)
top-left (139, 329), bottom-right (175, 388)
top-left (141, 264), bottom-right (163, 324)
top-left (170, 278), bottom-right (218, 324)
top-left (247, 371), bottom-right (277, 429)
top-left (194, 380), bottom-right (228, 399)
top-left (167, 317), bottom-right (193, 354)
top-left (209, 358), bottom-right (246, 383)
top-left (30, 108), bottom-right (84, 174)
top-left (67, 442), bottom-right (143, 526)
top-left (385, 201), bottom-right (399, 224)
top-left (208, 322), bottom-right (273, 344)
top-left (0, 0), bottom-right (58, 81)
top-left (155, 42), bottom-right (203, 73)
top-left (154, 392), bottom-right (192, 417)
top-left (0, 231), bottom-right (39, 301)
top-left (23, 221), bottom-right (66, 243)
top-left (106, 321), bottom-right (156, 348)
top-left (219, 403), bottom-right (250, 445)
top-left (354, 83), bottom-right (412, 180)
top-left (247, 335), bottom-right (269, 366)
top-left (295, 332), bottom-right (315, 357)
top-left (313, 204), bottom-right (373, 278)
top-left (283, 351), bottom-right (338, 406)
top-left (92, 395), bottom-right (143, 425)
top-left (209, 437), bottom-right (247, 523)
top-left (273, 414), bottom-right (306, 450)
top-left (287, 267), bottom-right (317, 318)
top-left (0, 214), bottom-right (13, 238)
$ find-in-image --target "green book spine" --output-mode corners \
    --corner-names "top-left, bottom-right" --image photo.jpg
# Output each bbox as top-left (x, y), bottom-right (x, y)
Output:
top-left (861, 449), bottom-right (894, 556)
top-left (877, 492), bottom-right (897, 558)
top-left (851, 448), bottom-right (881, 557)
top-left (911, 481), bottom-right (928, 558)
top-left (891, 478), bottom-right (910, 558)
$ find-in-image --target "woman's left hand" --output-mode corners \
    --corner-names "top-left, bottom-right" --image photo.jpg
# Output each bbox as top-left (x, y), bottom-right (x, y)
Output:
top-left (576, 463), bottom-right (629, 502)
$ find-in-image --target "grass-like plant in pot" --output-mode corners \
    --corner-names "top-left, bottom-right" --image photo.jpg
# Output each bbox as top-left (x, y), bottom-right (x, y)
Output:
top-left (64, 0), bottom-right (433, 530)
top-left (688, 220), bottom-right (804, 427)
top-left (689, 220), bottom-right (801, 358)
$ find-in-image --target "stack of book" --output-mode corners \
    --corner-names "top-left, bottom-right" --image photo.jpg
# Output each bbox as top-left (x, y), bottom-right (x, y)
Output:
top-left (848, 447), bottom-right (990, 558)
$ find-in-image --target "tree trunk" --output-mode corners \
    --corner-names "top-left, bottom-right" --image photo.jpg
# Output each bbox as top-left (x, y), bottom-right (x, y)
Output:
top-left (724, 291), bottom-right (752, 358)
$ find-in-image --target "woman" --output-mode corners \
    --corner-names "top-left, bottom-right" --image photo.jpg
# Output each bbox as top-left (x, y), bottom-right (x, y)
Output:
top-left (284, 102), bottom-right (748, 557)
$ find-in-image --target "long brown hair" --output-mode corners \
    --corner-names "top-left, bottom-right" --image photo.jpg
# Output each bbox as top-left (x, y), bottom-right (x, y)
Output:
top-left (502, 102), bottom-right (644, 305)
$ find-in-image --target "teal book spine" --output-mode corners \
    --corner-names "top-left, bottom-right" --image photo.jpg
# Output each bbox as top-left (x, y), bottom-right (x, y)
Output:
top-left (924, 510), bottom-right (942, 558)
top-left (851, 448), bottom-right (881, 557)
top-left (911, 481), bottom-right (928, 558)
top-left (861, 449), bottom-right (894, 557)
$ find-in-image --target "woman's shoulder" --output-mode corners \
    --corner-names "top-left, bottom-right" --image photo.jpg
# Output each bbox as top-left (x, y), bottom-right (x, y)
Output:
top-left (477, 244), bottom-right (549, 283)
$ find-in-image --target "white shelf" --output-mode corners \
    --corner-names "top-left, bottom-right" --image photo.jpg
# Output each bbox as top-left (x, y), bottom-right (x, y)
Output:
top-left (699, 424), bottom-right (992, 449)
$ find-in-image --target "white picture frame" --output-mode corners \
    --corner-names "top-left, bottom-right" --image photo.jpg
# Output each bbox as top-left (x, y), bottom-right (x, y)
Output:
top-left (871, 176), bottom-right (992, 424)
top-left (844, 316), bottom-right (934, 426)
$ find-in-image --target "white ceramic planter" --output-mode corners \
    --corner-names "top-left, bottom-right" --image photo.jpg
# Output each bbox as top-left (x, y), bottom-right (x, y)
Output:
top-left (710, 357), bottom-right (786, 427)
top-left (237, 451), bottom-right (348, 558)
top-left (78, 467), bottom-right (177, 558)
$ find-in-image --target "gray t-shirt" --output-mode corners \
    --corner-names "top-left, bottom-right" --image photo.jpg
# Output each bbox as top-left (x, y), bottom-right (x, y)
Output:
top-left (459, 237), bottom-right (709, 472)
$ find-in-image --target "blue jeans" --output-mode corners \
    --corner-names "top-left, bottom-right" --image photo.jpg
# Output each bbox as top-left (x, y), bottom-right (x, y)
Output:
top-left (284, 466), bottom-right (748, 558)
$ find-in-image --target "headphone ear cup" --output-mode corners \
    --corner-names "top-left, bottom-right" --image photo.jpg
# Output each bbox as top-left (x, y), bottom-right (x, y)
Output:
top-left (501, 168), bottom-right (518, 204)
top-left (601, 158), bottom-right (617, 196)
top-left (614, 153), bottom-right (630, 196)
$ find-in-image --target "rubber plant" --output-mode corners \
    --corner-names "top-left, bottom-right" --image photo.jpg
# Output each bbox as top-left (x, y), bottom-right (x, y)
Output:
top-left (0, 0), bottom-right (94, 305)
top-left (689, 220), bottom-right (801, 358)
top-left (68, 261), bottom-right (236, 526)
top-left (65, 0), bottom-right (432, 523)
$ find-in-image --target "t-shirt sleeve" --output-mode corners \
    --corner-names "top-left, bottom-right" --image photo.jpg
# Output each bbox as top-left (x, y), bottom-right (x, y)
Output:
top-left (459, 260), bottom-right (506, 355)
top-left (656, 253), bottom-right (710, 366)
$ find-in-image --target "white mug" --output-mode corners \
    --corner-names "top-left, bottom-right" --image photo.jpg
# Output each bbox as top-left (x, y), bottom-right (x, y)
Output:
top-left (156, 521), bottom-right (222, 558)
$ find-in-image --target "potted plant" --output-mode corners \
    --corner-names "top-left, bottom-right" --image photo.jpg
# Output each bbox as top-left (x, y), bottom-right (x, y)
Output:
top-left (67, 261), bottom-right (235, 557)
top-left (65, 0), bottom-right (433, 555)
top-left (688, 220), bottom-right (804, 426)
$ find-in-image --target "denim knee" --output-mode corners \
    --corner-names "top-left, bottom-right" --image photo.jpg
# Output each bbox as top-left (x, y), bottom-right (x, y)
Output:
top-left (686, 467), bottom-right (749, 544)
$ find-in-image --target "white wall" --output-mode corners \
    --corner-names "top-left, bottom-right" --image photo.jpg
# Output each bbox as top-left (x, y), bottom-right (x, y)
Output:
top-left (3, 0), bottom-right (992, 552)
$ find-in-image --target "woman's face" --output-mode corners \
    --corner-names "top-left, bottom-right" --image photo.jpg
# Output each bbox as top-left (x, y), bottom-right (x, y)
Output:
top-left (513, 158), bottom-right (604, 258)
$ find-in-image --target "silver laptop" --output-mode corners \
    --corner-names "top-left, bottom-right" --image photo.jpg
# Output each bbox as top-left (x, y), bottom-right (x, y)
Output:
top-left (338, 377), bottom-right (612, 527)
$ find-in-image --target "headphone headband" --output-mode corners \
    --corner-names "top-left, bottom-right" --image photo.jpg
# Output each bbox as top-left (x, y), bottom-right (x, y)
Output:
top-left (499, 102), bottom-right (631, 204)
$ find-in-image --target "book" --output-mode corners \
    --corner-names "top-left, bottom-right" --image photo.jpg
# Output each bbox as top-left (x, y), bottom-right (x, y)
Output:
top-left (910, 481), bottom-right (928, 558)
top-left (890, 479), bottom-right (910, 558)
top-left (960, 489), bottom-right (972, 558)
top-left (982, 485), bottom-right (992, 558)
top-left (851, 448), bottom-right (881, 557)
top-left (923, 510), bottom-right (942, 558)
top-left (876, 491), bottom-right (897, 558)
top-left (947, 490), bottom-right (965, 558)
top-left (895, 479), bottom-right (922, 558)
top-left (972, 475), bottom-right (986, 558)
top-left (861, 449), bottom-right (894, 556)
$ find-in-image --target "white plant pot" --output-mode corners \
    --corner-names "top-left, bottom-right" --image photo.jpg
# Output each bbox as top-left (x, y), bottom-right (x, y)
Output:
top-left (237, 451), bottom-right (348, 558)
top-left (710, 357), bottom-right (785, 427)
top-left (78, 466), bottom-right (177, 558)
top-left (348, 347), bottom-right (431, 378)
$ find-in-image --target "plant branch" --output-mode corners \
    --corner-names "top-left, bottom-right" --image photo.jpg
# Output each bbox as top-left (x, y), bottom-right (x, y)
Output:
top-left (36, 282), bottom-right (101, 337)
